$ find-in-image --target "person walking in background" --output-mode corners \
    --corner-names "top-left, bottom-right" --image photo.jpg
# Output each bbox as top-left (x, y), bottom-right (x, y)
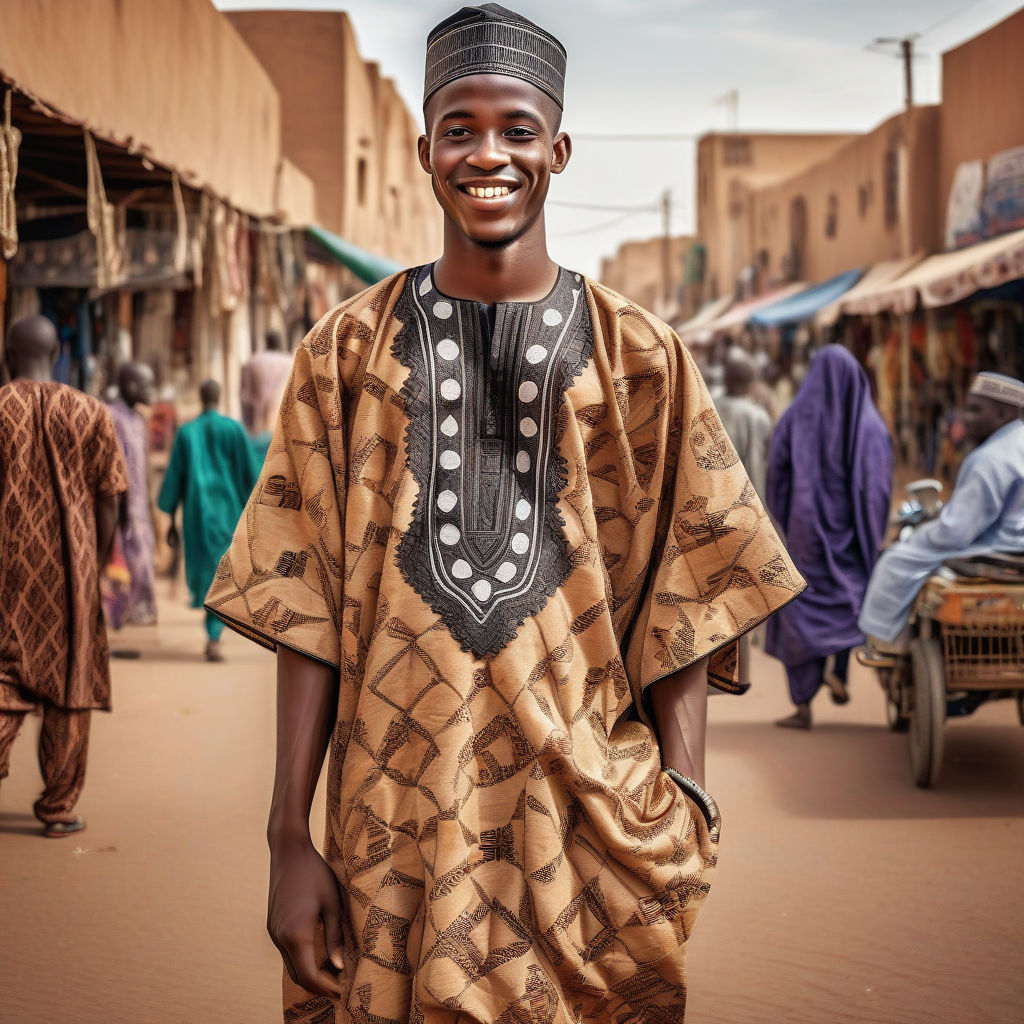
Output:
top-left (157, 379), bottom-right (257, 663)
top-left (106, 360), bottom-right (158, 628)
top-left (766, 345), bottom-right (892, 729)
top-left (240, 329), bottom-right (292, 465)
top-left (0, 316), bottom-right (127, 837)
top-left (715, 349), bottom-right (772, 498)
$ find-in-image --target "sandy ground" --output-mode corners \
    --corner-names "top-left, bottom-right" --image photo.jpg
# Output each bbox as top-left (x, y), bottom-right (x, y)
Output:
top-left (1, 582), bottom-right (1022, 1024)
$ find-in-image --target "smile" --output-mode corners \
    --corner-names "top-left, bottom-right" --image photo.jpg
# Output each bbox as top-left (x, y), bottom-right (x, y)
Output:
top-left (459, 184), bottom-right (518, 199)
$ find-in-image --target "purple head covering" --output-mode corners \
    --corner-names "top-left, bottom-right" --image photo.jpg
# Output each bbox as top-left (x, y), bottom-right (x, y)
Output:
top-left (764, 345), bottom-right (893, 666)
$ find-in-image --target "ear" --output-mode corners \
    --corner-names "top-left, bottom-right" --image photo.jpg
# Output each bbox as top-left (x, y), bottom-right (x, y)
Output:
top-left (551, 132), bottom-right (572, 175)
top-left (417, 134), bottom-right (432, 176)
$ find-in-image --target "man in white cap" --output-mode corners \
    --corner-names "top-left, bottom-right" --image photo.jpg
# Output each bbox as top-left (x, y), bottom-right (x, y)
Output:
top-left (859, 371), bottom-right (1024, 649)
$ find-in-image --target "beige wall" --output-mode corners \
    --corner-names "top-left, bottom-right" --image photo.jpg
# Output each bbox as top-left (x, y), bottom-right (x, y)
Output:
top-left (228, 10), bottom-right (440, 267)
top-left (749, 107), bottom-right (940, 285)
top-left (696, 132), bottom-right (856, 298)
top-left (0, 0), bottom-right (282, 216)
top-left (939, 8), bottom-right (1024, 239)
top-left (598, 235), bottom-right (694, 316)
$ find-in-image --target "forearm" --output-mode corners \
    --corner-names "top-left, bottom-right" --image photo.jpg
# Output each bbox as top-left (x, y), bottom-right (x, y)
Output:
top-left (95, 493), bottom-right (120, 565)
top-left (648, 656), bottom-right (709, 789)
top-left (267, 646), bottom-right (339, 852)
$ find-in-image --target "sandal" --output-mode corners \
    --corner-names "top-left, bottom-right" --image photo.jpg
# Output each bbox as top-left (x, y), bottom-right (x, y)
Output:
top-left (44, 816), bottom-right (86, 838)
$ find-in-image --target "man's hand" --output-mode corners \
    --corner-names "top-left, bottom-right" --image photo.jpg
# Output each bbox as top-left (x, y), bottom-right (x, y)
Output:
top-left (268, 836), bottom-right (345, 999)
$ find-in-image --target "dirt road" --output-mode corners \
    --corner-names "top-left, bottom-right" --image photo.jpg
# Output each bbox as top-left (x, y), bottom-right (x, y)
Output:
top-left (1, 584), bottom-right (1021, 1023)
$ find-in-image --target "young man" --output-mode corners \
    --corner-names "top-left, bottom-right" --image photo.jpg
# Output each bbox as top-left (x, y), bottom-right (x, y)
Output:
top-left (107, 360), bottom-right (158, 628)
top-left (208, 6), bottom-right (801, 1021)
top-left (158, 379), bottom-right (257, 662)
top-left (0, 316), bottom-right (127, 837)
top-left (860, 371), bottom-right (1024, 650)
top-left (715, 348), bottom-right (772, 499)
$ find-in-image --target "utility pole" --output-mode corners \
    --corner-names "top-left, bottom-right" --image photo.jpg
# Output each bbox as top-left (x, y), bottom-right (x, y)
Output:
top-left (713, 89), bottom-right (739, 131)
top-left (872, 34), bottom-right (919, 111)
top-left (660, 189), bottom-right (672, 312)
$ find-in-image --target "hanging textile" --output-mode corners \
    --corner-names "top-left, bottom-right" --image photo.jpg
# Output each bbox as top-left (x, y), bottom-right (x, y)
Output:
top-left (1, 88), bottom-right (21, 260)
top-left (83, 130), bottom-right (120, 290)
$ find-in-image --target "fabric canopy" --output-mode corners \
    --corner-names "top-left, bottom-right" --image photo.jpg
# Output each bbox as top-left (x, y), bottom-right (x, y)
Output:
top-left (842, 228), bottom-right (1024, 316)
top-left (306, 225), bottom-right (403, 285)
top-left (698, 282), bottom-right (807, 336)
top-left (749, 269), bottom-right (863, 327)
top-left (676, 294), bottom-right (734, 343)
top-left (818, 256), bottom-right (922, 325)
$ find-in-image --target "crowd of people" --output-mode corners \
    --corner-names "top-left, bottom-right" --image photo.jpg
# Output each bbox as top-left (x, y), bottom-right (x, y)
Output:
top-left (706, 337), bottom-right (1024, 730)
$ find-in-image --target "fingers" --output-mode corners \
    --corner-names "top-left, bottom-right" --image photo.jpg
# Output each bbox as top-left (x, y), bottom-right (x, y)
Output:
top-left (322, 905), bottom-right (345, 972)
top-left (275, 934), bottom-right (342, 999)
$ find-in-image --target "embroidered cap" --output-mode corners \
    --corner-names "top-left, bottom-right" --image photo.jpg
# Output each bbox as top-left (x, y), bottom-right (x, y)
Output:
top-left (424, 4), bottom-right (566, 109)
top-left (969, 371), bottom-right (1024, 408)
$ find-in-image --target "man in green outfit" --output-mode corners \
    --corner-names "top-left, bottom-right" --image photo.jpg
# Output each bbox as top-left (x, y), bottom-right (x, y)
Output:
top-left (158, 380), bottom-right (258, 661)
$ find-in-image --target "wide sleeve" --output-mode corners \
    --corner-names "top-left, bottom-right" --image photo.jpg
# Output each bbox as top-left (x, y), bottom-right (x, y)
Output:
top-left (89, 404), bottom-right (128, 497)
top-left (624, 338), bottom-right (804, 701)
top-left (204, 339), bottom-right (347, 668)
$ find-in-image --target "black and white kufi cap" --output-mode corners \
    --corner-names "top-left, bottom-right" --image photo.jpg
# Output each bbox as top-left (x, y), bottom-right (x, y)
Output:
top-left (424, 4), bottom-right (566, 109)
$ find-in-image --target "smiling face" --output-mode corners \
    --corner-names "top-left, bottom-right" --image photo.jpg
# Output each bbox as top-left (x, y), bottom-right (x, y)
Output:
top-left (419, 74), bottom-right (570, 250)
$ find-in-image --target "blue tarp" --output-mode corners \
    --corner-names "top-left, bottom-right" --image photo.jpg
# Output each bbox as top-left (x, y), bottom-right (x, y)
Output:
top-left (306, 225), bottom-right (402, 285)
top-left (749, 268), bottom-right (864, 327)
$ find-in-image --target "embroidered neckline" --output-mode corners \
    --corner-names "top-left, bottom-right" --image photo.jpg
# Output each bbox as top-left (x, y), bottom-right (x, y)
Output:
top-left (393, 264), bottom-right (593, 658)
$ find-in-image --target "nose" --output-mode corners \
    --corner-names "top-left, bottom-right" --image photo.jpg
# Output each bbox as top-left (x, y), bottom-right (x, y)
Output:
top-left (465, 130), bottom-right (509, 170)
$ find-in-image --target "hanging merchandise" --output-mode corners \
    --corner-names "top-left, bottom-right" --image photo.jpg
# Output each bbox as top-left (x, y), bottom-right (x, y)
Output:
top-left (84, 130), bottom-right (121, 290)
top-left (1, 88), bottom-right (21, 260)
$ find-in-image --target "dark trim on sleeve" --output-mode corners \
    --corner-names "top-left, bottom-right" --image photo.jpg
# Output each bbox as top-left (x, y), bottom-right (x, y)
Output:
top-left (639, 580), bottom-right (807, 702)
top-left (202, 604), bottom-right (341, 672)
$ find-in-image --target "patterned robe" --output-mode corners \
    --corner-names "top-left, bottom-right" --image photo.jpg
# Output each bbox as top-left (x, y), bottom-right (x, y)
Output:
top-left (207, 270), bottom-right (803, 1023)
top-left (108, 397), bottom-right (157, 627)
top-left (0, 380), bottom-right (127, 711)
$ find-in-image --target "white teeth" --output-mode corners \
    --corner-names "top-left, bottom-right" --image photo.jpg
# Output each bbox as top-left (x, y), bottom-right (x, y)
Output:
top-left (485, 187), bottom-right (495, 198)
top-left (467, 185), bottom-right (511, 198)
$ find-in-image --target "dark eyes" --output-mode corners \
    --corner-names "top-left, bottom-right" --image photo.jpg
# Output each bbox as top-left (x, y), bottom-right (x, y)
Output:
top-left (442, 126), bottom-right (538, 139)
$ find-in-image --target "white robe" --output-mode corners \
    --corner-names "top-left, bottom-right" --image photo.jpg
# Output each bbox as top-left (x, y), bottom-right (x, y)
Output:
top-left (859, 418), bottom-right (1024, 643)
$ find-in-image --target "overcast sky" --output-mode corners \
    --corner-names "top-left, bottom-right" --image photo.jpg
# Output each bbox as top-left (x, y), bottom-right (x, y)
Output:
top-left (216, 0), bottom-right (1023, 275)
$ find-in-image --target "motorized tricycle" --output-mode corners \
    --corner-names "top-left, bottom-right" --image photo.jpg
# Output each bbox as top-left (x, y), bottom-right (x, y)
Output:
top-left (859, 479), bottom-right (1024, 787)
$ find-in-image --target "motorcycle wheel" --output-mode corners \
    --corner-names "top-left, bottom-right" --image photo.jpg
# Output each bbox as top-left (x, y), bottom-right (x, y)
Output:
top-left (909, 637), bottom-right (946, 788)
top-left (1016, 693), bottom-right (1024, 727)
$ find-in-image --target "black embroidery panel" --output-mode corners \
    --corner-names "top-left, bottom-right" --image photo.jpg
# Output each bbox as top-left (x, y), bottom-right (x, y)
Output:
top-left (393, 265), bottom-right (594, 658)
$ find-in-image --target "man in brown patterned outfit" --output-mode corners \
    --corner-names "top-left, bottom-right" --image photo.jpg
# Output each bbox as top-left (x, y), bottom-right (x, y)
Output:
top-left (0, 316), bottom-right (127, 838)
top-left (208, 6), bottom-right (802, 1022)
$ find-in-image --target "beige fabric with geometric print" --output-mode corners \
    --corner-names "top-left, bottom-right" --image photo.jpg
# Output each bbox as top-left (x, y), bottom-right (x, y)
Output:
top-left (208, 272), bottom-right (803, 1023)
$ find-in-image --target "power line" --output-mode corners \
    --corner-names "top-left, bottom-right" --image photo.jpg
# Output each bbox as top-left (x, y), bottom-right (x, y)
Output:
top-left (548, 199), bottom-right (659, 212)
top-left (551, 209), bottom-right (652, 238)
top-left (570, 132), bottom-right (698, 142)
top-left (920, 0), bottom-right (993, 37)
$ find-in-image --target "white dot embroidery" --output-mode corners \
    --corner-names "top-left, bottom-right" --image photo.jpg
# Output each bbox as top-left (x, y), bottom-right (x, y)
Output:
top-left (525, 344), bottom-right (548, 364)
top-left (518, 380), bottom-right (538, 403)
top-left (542, 308), bottom-right (563, 327)
top-left (440, 378), bottom-right (462, 401)
top-left (495, 561), bottom-right (517, 583)
top-left (440, 415), bottom-right (458, 437)
top-left (439, 523), bottom-right (461, 546)
top-left (436, 338), bottom-right (459, 361)
top-left (511, 532), bottom-right (529, 554)
top-left (437, 490), bottom-right (458, 513)
top-left (439, 450), bottom-right (461, 470)
top-left (472, 579), bottom-right (492, 602)
top-left (451, 559), bottom-right (472, 579)
top-left (515, 498), bottom-right (531, 521)
top-left (419, 275), bottom-right (433, 296)
top-left (433, 300), bottom-right (453, 319)
top-left (519, 417), bottom-right (538, 438)
top-left (516, 451), bottom-right (530, 473)
top-left (574, 273), bottom-right (581, 282)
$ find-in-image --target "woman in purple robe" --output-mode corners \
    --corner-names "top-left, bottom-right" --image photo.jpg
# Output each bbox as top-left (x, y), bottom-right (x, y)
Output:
top-left (765, 345), bottom-right (893, 729)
